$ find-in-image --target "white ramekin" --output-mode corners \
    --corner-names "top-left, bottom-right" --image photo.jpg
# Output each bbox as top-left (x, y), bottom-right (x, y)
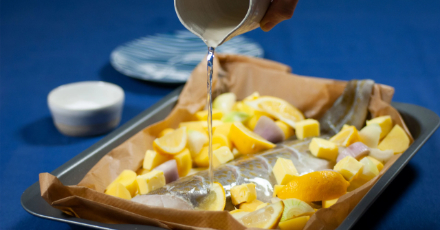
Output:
top-left (48, 81), bottom-right (124, 136)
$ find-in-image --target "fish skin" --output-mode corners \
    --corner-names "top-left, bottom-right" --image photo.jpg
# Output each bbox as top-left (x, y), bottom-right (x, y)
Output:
top-left (145, 139), bottom-right (333, 211)
top-left (137, 80), bottom-right (372, 210)
top-left (131, 194), bottom-right (194, 210)
top-left (320, 79), bottom-right (375, 135)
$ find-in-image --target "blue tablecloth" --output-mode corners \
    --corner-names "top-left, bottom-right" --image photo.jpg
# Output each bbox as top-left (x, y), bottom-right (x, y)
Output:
top-left (1, 0), bottom-right (439, 229)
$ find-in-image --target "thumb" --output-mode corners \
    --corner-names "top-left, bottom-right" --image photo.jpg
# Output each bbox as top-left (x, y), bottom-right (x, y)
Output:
top-left (260, 0), bottom-right (299, 32)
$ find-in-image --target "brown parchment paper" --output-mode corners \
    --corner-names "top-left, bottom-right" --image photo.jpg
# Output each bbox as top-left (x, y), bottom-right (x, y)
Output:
top-left (39, 54), bottom-right (412, 230)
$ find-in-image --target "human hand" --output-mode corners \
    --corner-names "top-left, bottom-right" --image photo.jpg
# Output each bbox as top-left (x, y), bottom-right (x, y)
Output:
top-left (260, 0), bottom-right (299, 32)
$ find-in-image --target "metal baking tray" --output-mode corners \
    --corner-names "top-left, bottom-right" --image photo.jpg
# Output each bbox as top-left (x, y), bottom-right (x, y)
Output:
top-left (21, 85), bottom-right (440, 230)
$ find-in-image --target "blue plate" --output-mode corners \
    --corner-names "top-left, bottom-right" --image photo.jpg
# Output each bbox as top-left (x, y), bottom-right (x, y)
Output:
top-left (110, 31), bottom-right (264, 84)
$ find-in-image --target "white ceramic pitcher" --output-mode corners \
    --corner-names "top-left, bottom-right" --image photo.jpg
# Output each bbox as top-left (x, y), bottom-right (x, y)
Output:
top-left (175, 0), bottom-right (271, 47)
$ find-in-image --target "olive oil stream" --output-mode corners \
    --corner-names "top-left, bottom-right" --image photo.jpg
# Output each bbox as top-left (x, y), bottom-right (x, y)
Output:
top-left (200, 19), bottom-right (247, 208)
top-left (206, 46), bottom-right (215, 189)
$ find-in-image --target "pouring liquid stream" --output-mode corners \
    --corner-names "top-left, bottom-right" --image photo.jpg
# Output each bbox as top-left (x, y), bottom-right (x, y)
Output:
top-left (199, 18), bottom-right (247, 207)
top-left (206, 46), bottom-right (215, 190)
top-left (202, 20), bottom-right (242, 200)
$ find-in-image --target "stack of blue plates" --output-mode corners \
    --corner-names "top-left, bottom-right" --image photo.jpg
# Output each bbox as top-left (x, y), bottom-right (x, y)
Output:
top-left (110, 31), bottom-right (264, 84)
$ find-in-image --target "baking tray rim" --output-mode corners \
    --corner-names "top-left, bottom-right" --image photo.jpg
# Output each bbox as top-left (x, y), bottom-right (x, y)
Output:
top-left (21, 86), bottom-right (440, 230)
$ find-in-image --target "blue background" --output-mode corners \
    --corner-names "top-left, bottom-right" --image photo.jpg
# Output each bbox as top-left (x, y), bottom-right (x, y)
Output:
top-left (1, 0), bottom-right (439, 229)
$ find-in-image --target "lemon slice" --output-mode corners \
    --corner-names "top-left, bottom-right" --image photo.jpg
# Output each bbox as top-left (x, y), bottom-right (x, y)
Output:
top-left (158, 128), bottom-right (174, 138)
top-left (197, 182), bottom-right (226, 211)
top-left (246, 96), bottom-right (304, 128)
top-left (329, 125), bottom-right (361, 147)
top-left (229, 122), bottom-right (276, 154)
top-left (231, 211), bottom-right (251, 219)
top-left (236, 201), bottom-right (284, 229)
top-left (153, 127), bottom-right (187, 155)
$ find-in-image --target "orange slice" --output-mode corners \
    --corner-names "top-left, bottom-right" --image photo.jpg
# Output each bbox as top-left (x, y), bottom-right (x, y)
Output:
top-left (153, 127), bottom-right (187, 155)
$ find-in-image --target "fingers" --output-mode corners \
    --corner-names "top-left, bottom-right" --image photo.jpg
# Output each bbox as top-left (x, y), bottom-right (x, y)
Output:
top-left (260, 0), bottom-right (299, 32)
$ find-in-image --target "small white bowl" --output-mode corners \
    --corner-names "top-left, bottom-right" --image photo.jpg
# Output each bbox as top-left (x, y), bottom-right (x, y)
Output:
top-left (48, 81), bottom-right (124, 137)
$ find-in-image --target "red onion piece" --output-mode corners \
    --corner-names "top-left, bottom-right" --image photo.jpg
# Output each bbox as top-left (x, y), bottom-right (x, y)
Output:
top-left (153, 159), bottom-right (179, 184)
top-left (337, 142), bottom-right (370, 162)
top-left (253, 116), bottom-right (285, 143)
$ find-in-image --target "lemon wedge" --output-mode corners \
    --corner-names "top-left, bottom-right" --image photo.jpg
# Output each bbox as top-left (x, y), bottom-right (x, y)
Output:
top-left (230, 209), bottom-right (246, 214)
top-left (197, 182), bottom-right (226, 211)
top-left (194, 144), bottom-right (222, 167)
top-left (277, 171), bottom-right (349, 202)
top-left (195, 109), bottom-right (224, 121)
top-left (279, 216), bottom-right (310, 230)
top-left (236, 201), bottom-right (284, 229)
top-left (229, 122), bottom-right (275, 154)
top-left (275, 121), bottom-right (295, 139)
top-left (329, 125), bottom-right (361, 147)
top-left (246, 96), bottom-right (304, 128)
top-left (212, 133), bottom-right (232, 149)
top-left (153, 127), bottom-right (187, 155)
top-left (158, 128), bottom-right (174, 138)
top-left (231, 211), bottom-right (251, 220)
